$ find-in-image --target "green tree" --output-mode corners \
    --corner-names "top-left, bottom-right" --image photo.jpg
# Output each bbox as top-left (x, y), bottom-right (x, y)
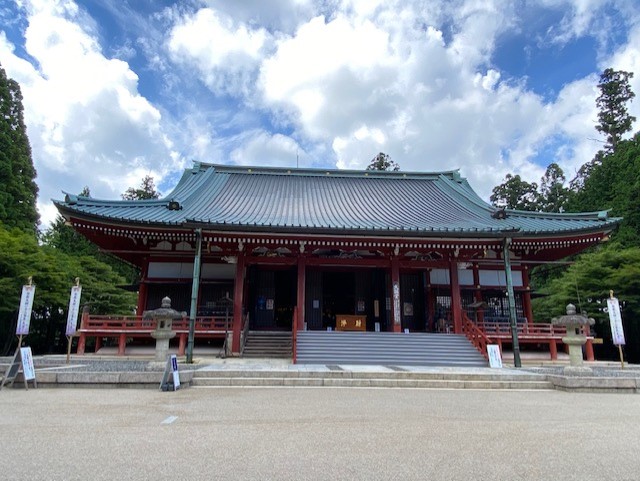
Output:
top-left (122, 175), bottom-right (161, 200)
top-left (0, 225), bottom-right (137, 355)
top-left (366, 152), bottom-right (400, 171)
top-left (0, 63), bottom-right (39, 232)
top-left (533, 247), bottom-right (640, 363)
top-left (538, 163), bottom-right (569, 213)
top-left (596, 68), bottom-right (636, 152)
top-left (490, 174), bottom-right (539, 211)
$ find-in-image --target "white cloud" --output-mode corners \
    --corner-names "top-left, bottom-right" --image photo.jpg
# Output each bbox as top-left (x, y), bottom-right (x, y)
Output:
top-left (0, 0), bottom-right (179, 227)
top-left (167, 8), bottom-right (270, 96)
top-left (230, 131), bottom-right (304, 168)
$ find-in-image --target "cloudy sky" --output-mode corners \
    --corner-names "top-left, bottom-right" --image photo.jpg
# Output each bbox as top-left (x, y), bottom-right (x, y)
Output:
top-left (1, 0), bottom-right (639, 228)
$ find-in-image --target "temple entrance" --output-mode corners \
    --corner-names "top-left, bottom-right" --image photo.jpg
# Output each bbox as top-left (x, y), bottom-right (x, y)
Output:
top-left (322, 271), bottom-right (356, 329)
top-left (248, 267), bottom-right (296, 331)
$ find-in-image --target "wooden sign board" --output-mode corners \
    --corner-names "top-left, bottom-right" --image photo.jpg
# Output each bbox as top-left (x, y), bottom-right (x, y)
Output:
top-left (336, 314), bottom-right (366, 331)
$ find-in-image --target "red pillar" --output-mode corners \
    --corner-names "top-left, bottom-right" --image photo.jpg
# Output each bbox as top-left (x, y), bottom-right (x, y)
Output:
top-left (522, 267), bottom-right (534, 325)
top-left (136, 262), bottom-right (149, 316)
top-left (391, 257), bottom-right (401, 332)
top-left (473, 263), bottom-right (484, 324)
top-left (231, 254), bottom-right (246, 354)
top-left (77, 333), bottom-right (86, 355)
top-left (296, 255), bottom-right (306, 331)
top-left (450, 259), bottom-right (463, 334)
top-left (118, 333), bottom-right (126, 355)
top-left (94, 336), bottom-right (102, 353)
top-left (178, 333), bottom-right (187, 356)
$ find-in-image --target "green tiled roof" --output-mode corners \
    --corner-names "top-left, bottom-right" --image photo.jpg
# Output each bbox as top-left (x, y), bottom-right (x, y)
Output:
top-left (53, 163), bottom-right (621, 238)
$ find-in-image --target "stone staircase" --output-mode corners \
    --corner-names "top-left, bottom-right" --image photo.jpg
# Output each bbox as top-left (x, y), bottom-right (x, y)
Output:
top-left (296, 331), bottom-right (488, 367)
top-left (191, 369), bottom-right (553, 390)
top-left (242, 331), bottom-right (292, 358)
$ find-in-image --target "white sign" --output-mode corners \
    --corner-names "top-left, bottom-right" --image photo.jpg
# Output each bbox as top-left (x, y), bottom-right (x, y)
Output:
top-left (16, 285), bottom-right (36, 336)
top-left (487, 344), bottom-right (503, 368)
top-left (20, 347), bottom-right (36, 380)
top-left (374, 322), bottom-right (380, 332)
top-left (170, 354), bottom-right (180, 390)
top-left (393, 282), bottom-right (401, 325)
top-left (65, 286), bottom-right (82, 336)
top-left (607, 297), bottom-right (626, 346)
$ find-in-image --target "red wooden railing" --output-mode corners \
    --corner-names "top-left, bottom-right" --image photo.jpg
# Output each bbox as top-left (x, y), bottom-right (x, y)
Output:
top-left (461, 313), bottom-right (490, 360)
top-left (77, 314), bottom-right (228, 356)
top-left (471, 320), bottom-right (594, 361)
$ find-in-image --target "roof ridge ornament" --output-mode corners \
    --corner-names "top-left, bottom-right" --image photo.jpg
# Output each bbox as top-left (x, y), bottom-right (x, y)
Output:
top-left (492, 208), bottom-right (508, 220)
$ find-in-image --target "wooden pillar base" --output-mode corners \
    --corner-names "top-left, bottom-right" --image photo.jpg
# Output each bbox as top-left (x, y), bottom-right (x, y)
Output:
top-left (95, 336), bottom-right (102, 353)
top-left (118, 333), bottom-right (126, 356)
top-left (178, 333), bottom-right (187, 356)
top-left (549, 339), bottom-right (558, 360)
top-left (77, 333), bottom-right (86, 355)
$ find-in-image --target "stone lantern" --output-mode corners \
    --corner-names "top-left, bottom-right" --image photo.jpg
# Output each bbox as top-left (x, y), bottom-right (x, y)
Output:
top-left (552, 303), bottom-right (595, 375)
top-left (143, 297), bottom-right (185, 362)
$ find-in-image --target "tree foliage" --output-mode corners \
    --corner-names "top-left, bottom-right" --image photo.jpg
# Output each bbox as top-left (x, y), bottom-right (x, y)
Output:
top-left (366, 152), bottom-right (400, 171)
top-left (538, 163), bottom-right (569, 213)
top-left (490, 174), bottom-right (539, 210)
top-left (596, 68), bottom-right (636, 152)
top-left (0, 63), bottom-right (39, 232)
top-left (122, 175), bottom-right (161, 200)
top-left (566, 134), bottom-right (640, 247)
top-left (0, 225), bottom-right (137, 355)
top-left (532, 248), bottom-right (640, 363)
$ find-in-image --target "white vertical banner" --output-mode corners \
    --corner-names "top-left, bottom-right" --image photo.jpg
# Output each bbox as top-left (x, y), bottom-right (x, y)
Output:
top-left (16, 285), bottom-right (36, 336)
top-left (65, 286), bottom-right (83, 336)
top-left (607, 297), bottom-right (626, 346)
top-left (20, 347), bottom-right (36, 380)
top-left (393, 282), bottom-right (401, 325)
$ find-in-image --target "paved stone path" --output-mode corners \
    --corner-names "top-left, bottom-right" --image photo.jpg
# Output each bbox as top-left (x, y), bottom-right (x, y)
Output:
top-left (0, 386), bottom-right (638, 480)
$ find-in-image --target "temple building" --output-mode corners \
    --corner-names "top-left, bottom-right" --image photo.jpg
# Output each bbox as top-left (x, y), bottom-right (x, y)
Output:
top-left (54, 163), bottom-right (619, 362)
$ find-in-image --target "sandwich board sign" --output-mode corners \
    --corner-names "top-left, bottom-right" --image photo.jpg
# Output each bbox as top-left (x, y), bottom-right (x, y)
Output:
top-left (160, 354), bottom-right (180, 391)
top-left (1, 346), bottom-right (37, 390)
top-left (487, 344), bottom-right (503, 368)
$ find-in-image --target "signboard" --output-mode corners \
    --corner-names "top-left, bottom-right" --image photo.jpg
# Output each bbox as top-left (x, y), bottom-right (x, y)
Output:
top-left (16, 285), bottom-right (36, 336)
top-left (65, 286), bottom-right (82, 336)
top-left (171, 355), bottom-right (180, 390)
top-left (392, 283), bottom-right (401, 325)
top-left (487, 344), bottom-right (503, 368)
top-left (20, 347), bottom-right (36, 380)
top-left (160, 354), bottom-right (180, 391)
top-left (607, 297), bottom-right (626, 346)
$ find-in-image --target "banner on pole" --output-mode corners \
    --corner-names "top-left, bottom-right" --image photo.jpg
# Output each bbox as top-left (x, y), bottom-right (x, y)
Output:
top-left (607, 297), bottom-right (626, 346)
top-left (16, 285), bottom-right (36, 336)
top-left (65, 286), bottom-right (82, 336)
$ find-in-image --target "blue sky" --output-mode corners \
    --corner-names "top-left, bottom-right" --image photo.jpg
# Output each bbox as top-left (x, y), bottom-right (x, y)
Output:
top-left (1, 0), bottom-right (639, 227)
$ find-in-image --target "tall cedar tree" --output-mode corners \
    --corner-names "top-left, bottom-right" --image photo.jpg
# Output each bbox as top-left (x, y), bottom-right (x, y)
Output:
top-left (0, 63), bottom-right (39, 232)
top-left (596, 69), bottom-right (636, 152)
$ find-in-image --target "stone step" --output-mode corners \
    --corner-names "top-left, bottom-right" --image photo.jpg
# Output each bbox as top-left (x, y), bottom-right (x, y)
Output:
top-left (192, 369), bottom-right (548, 381)
top-left (191, 376), bottom-right (553, 390)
